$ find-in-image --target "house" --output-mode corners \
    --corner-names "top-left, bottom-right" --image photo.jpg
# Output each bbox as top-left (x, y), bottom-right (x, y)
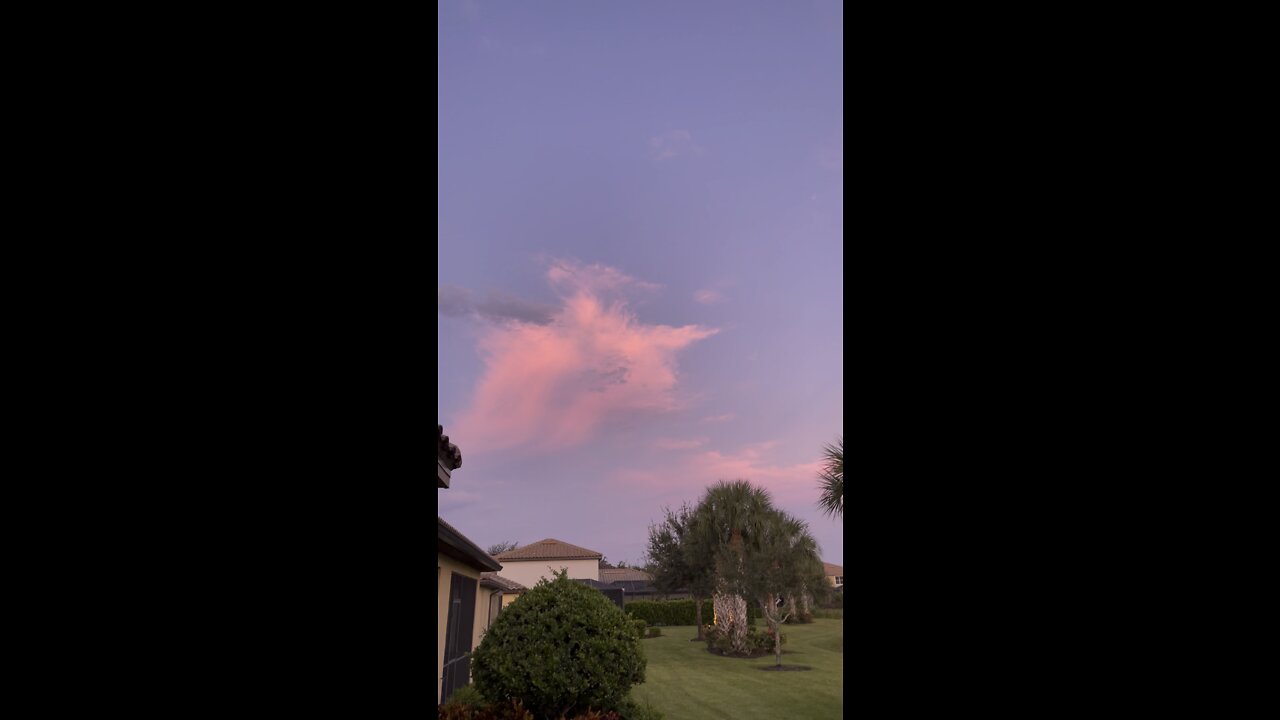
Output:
top-left (437, 425), bottom-right (503, 704)
top-left (824, 561), bottom-right (844, 589)
top-left (492, 538), bottom-right (603, 590)
top-left (481, 571), bottom-right (528, 610)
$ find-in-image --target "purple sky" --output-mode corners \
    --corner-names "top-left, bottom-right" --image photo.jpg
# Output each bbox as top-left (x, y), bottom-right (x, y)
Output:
top-left (438, 0), bottom-right (843, 568)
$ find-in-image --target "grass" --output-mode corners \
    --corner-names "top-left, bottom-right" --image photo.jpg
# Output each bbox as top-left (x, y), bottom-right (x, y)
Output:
top-left (629, 619), bottom-right (843, 720)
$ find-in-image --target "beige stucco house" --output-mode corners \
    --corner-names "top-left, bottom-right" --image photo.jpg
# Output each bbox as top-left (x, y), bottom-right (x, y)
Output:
top-left (437, 426), bottom-right (503, 704)
top-left (482, 571), bottom-right (529, 610)
top-left (824, 561), bottom-right (844, 589)
top-left (492, 538), bottom-right (604, 590)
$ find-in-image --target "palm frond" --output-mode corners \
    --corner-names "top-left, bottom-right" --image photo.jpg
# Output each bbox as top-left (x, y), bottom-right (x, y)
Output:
top-left (817, 436), bottom-right (843, 520)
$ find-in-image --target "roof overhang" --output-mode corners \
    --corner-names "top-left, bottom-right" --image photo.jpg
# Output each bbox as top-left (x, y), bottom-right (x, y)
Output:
top-left (438, 518), bottom-right (502, 572)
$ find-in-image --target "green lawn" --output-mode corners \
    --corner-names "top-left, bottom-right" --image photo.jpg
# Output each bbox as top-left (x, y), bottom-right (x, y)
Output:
top-left (629, 619), bottom-right (843, 720)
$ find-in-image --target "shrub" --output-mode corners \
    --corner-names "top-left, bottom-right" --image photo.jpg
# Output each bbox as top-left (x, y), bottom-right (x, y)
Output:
top-left (631, 618), bottom-right (648, 638)
top-left (471, 570), bottom-right (646, 719)
top-left (645, 627), bottom-right (661, 638)
top-left (811, 608), bottom-right (843, 619)
top-left (703, 624), bottom-right (784, 657)
top-left (784, 611), bottom-right (815, 624)
top-left (443, 684), bottom-right (486, 709)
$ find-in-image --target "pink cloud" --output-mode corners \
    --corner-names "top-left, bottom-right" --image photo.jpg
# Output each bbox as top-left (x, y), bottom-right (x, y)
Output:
top-left (452, 262), bottom-right (717, 452)
top-left (694, 289), bottom-right (723, 304)
top-left (613, 441), bottom-right (827, 514)
top-left (700, 413), bottom-right (736, 424)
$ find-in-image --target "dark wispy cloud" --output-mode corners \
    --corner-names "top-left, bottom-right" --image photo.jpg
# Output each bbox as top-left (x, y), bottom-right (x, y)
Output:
top-left (438, 286), bottom-right (558, 325)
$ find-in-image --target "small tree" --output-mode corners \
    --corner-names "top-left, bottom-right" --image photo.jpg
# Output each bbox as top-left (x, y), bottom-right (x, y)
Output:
top-left (486, 540), bottom-right (519, 556)
top-left (647, 503), bottom-right (717, 640)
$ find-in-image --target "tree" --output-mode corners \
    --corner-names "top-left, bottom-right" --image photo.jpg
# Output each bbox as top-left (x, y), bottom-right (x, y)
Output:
top-left (691, 480), bottom-right (773, 654)
top-left (486, 540), bottom-right (519, 556)
top-left (817, 436), bottom-right (843, 520)
top-left (731, 508), bottom-right (823, 666)
top-left (646, 502), bottom-right (717, 639)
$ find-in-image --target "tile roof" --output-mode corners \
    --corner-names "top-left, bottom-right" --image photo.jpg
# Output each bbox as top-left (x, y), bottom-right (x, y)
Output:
top-left (480, 572), bottom-right (528, 592)
top-left (438, 517), bottom-right (502, 572)
top-left (438, 424), bottom-right (462, 470)
top-left (606, 580), bottom-right (657, 593)
top-left (823, 562), bottom-right (843, 576)
top-left (600, 568), bottom-right (653, 583)
top-left (494, 538), bottom-right (603, 561)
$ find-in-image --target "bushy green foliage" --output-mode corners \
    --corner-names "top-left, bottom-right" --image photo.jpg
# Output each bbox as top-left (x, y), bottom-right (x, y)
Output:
top-left (443, 684), bottom-right (486, 708)
top-left (644, 627), bottom-right (661, 638)
top-left (631, 618), bottom-right (647, 638)
top-left (471, 570), bottom-right (646, 719)
top-left (626, 599), bottom-right (757, 626)
top-left (784, 611), bottom-right (815, 624)
top-left (811, 608), bottom-right (843, 619)
top-left (702, 624), bottom-right (784, 656)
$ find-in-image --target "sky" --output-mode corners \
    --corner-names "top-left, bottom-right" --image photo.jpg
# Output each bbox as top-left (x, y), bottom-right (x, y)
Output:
top-left (438, 0), bottom-right (843, 569)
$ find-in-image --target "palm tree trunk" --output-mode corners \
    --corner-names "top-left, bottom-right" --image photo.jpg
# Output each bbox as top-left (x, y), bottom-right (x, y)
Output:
top-left (713, 591), bottom-right (749, 654)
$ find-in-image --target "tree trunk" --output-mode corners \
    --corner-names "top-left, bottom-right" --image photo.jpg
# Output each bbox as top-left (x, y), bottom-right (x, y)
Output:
top-left (713, 592), bottom-right (749, 654)
top-left (695, 595), bottom-right (705, 640)
top-left (757, 594), bottom-right (788, 661)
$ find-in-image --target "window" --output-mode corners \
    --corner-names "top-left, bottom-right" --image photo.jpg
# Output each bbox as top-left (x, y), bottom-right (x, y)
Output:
top-left (835, 576), bottom-right (843, 586)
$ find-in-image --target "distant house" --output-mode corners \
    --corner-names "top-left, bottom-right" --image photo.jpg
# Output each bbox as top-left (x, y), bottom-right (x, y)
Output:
top-left (437, 426), bottom-right (503, 704)
top-left (493, 538), bottom-right (604, 589)
top-left (824, 561), bottom-right (844, 589)
top-left (600, 567), bottom-right (654, 584)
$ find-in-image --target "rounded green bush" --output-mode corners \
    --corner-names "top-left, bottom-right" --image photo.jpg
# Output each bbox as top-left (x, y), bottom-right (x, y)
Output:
top-left (471, 570), bottom-right (646, 718)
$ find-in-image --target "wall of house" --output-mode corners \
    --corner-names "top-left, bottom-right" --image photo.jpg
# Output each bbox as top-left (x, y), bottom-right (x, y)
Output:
top-left (495, 558), bottom-right (599, 589)
top-left (501, 592), bottom-right (523, 609)
top-left (437, 553), bottom-right (490, 704)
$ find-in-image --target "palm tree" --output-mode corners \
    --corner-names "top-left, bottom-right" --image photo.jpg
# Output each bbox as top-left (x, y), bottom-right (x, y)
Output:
top-left (817, 436), bottom-right (843, 520)
top-left (693, 480), bottom-right (773, 654)
top-left (740, 509), bottom-right (822, 666)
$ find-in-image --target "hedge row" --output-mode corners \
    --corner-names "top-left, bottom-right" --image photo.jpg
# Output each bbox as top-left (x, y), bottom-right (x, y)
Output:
top-left (624, 599), bottom-right (759, 626)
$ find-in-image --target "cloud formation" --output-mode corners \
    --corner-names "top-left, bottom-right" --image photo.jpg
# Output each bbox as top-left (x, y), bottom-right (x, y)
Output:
top-left (439, 286), bottom-right (558, 325)
top-left (453, 261), bottom-right (717, 452)
top-left (649, 130), bottom-right (704, 160)
top-left (700, 413), bottom-right (736, 424)
top-left (613, 441), bottom-right (827, 511)
top-left (694, 289), bottom-right (724, 304)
